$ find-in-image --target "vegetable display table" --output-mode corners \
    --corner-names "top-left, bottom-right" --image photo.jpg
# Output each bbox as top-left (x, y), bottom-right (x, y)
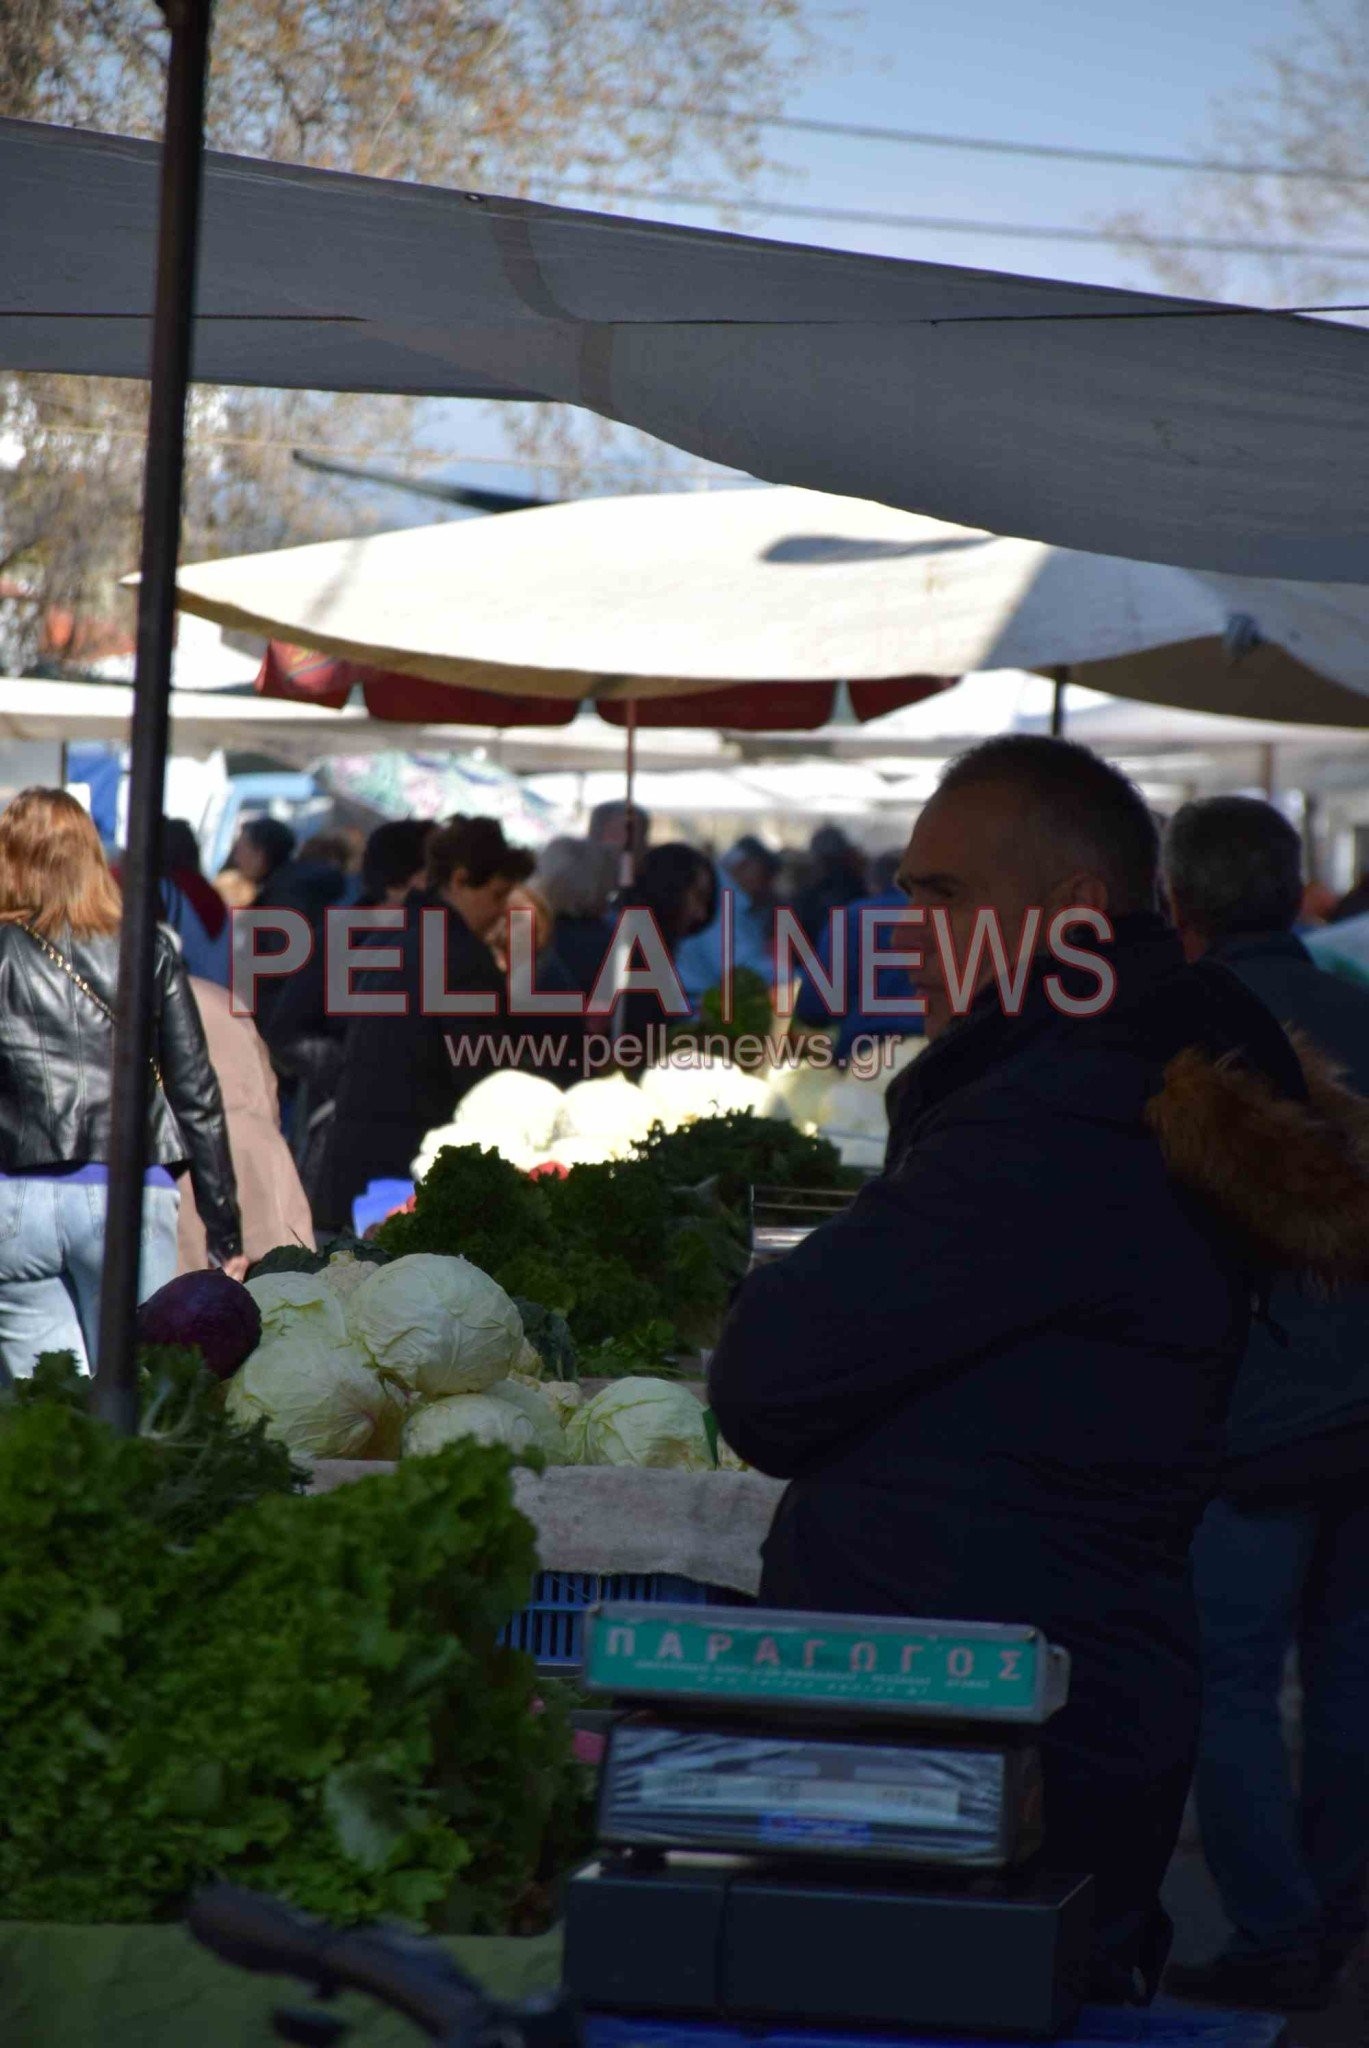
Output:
top-left (0, 1923), bottom-right (1285, 2048)
top-left (0, 1922), bottom-right (561, 2048)
top-left (308, 1462), bottom-right (786, 1599)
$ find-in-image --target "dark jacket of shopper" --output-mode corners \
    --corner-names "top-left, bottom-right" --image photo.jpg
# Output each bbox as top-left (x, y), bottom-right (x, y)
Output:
top-left (314, 892), bottom-right (504, 1230)
top-left (1207, 928), bottom-right (1369, 1504)
top-left (0, 923), bottom-right (241, 1259)
top-left (709, 914), bottom-right (1369, 1997)
top-left (550, 911), bottom-right (614, 999)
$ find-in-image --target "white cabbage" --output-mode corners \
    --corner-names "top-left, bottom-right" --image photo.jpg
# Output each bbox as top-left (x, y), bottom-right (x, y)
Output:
top-left (541, 1380), bottom-right (584, 1422)
top-left (225, 1330), bottom-right (391, 1458)
top-left (412, 1073), bottom-right (565, 1177)
top-left (759, 1061), bottom-right (837, 1133)
top-left (346, 1253), bottom-right (523, 1398)
top-left (565, 1376), bottom-right (713, 1470)
top-left (508, 1370), bottom-right (582, 1421)
top-left (486, 1377), bottom-right (569, 1462)
top-left (246, 1272), bottom-right (351, 1348)
top-left (454, 1071), bottom-right (565, 1148)
top-left (369, 1381), bottom-right (413, 1461)
top-left (319, 1252), bottom-right (378, 1302)
top-left (411, 1126), bottom-right (544, 1179)
top-left (552, 1074), bottom-right (659, 1151)
top-left (514, 1336), bottom-right (545, 1380)
top-left (638, 1059), bottom-right (780, 1131)
top-left (401, 1389), bottom-right (549, 1459)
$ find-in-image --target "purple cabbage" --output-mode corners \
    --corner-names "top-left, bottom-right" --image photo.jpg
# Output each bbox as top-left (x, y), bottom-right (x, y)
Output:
top-left (136, 1271), bottom-right (262, 1381)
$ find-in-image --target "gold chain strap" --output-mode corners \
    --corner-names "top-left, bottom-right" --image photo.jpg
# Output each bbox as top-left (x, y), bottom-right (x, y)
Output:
top-left (19, 924), bottom-right (165, 1092)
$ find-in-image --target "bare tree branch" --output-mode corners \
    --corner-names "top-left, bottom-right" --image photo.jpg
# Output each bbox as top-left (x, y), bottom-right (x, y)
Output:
top-left (0, 0), bottom-right (824, 672)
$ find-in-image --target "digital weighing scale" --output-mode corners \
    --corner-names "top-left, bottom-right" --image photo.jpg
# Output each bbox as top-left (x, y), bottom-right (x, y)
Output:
top-left (564, 1605), bottom-right (1091, 2040)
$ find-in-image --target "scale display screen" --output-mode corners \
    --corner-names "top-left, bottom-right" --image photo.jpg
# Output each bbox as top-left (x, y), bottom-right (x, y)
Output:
top-left (584, 1605), bottom-right (1069, 1724)
top-left (598, 1721), bottom-right (1042, 1867)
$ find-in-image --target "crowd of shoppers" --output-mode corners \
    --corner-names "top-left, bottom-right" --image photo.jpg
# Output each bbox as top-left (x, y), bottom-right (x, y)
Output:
top-left (1, 759), bottom-right (1367, 2021)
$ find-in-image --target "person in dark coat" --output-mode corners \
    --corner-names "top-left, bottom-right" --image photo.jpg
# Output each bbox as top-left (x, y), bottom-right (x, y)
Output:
top-left (613, 841), bottom-right (715, 1058)
top-left (792, 822), bottom-right (868, 944)
top-left (230, 817), bottom-right (351, 1044)
top-left (314, 816), bottom-right (533, 1232)
top-left (264, 819), bottom-right (434, 1203)
top-left (708, 737), bottom-right (1369, 2005)
top-left (1161, 795), bottom-right (1369, 2012)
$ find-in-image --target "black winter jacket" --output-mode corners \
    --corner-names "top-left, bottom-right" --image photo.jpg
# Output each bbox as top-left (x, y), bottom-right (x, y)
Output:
top-left (314, 894), bottom-right (506, 1230)
top-left (1210, 929), bottom-right (1369, 1500)
top-left (708, 914), bottom-right (1369, 1995)
top-left (0, 922), bottom-right (241, 1259)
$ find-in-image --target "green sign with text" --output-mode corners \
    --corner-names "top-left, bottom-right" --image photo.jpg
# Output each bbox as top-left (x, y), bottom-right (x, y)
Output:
top-left (584, 1606), bottom-right (1067, 1723)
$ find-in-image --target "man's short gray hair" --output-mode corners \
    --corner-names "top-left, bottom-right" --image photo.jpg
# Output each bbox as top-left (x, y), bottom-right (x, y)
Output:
top-left (937, 735), bottom-right (1160, 914)
top-left (534, 835), bottom-right (618, 919)
top-left (1163, 796), bottom-right (1303, 939)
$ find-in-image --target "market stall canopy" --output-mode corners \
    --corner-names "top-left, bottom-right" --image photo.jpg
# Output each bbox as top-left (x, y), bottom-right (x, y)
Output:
top-left (169, 488), bottom-right (1369, 730)
top-left (238, 635), bottom-right (937, 731)
top-left (9, 115), bottom-right (1369, 579)
top-left (0, 678), bottom-right (737, 770)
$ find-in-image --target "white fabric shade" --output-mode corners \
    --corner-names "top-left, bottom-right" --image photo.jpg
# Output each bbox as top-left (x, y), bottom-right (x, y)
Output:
top-left (168, 487), bottom-right (1369, 726)
top-left (9, 116), bottom-right (1369, 579)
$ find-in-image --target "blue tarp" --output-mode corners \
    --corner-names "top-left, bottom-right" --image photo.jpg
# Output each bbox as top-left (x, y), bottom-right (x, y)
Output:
top-left (585, 2004), bottom-right (1287, 2048)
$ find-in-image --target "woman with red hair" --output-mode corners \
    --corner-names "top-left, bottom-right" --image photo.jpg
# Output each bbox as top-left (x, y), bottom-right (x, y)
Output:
top-left (0, 789), bottom-right (243, 1379)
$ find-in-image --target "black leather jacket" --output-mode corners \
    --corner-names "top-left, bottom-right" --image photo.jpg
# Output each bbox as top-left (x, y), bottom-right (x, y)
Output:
top-left (0, 922), bottom-right (242, 1260)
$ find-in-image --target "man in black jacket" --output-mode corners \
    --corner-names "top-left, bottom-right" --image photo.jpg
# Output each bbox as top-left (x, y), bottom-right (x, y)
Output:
top-left (1162, 795), bottom-right (1369, 2012)
top-left (709, 738), bottom-right (1369, 2003)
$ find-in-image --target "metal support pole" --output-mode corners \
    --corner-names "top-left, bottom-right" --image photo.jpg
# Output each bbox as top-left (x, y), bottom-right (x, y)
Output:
top-left (1303, 790), bottom-right (1321, 886)
top-left (620, 698), bottom-right (639, 889)
top-left (1261, 743), bottom-right (1277, 801)
top-left (1050, 665), bottom-right (1069, 738)
top-left (608, 700), bottom-right (640, 1057)
top-left (93, 0), bottom-right (213, 1433)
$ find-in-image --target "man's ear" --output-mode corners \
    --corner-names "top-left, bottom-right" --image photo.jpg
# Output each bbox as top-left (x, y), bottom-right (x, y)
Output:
top-left (1048, 871), bottom-right (1109, 917)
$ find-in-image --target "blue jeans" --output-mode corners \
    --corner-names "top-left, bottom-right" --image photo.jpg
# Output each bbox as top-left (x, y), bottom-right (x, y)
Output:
top-left (0, 1177), bottom-right (180, 1381)
top-left (1192, 1491), bottom-right (1369, 1965)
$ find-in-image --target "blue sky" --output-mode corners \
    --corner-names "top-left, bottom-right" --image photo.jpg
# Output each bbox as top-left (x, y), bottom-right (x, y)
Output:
top-left (743, 0), bottom-right (1300, 285)
top-left (403, 0), bottom-right (1313, 502)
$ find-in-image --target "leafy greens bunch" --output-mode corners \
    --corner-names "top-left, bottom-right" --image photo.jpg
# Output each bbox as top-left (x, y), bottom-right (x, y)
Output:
top-left (378, 1111), bottom-right (855, 1366)
top-left (0, 1363), bottom-right (571, 1929)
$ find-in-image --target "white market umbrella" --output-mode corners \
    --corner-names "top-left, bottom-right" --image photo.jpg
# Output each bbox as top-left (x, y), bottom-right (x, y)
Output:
top-left (13, 116), bottom-right (1369, 580)
top-left (170, 487), bottom-right (1369, 728)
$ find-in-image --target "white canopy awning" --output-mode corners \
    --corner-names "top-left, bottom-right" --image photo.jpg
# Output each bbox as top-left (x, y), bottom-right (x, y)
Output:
top-left (8, 116), bottom-right (1369, 580)
top-left (168, 487), bottom-right (1369, 727)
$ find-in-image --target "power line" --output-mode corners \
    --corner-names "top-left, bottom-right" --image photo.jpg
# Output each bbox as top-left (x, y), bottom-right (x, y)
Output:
top-left (629, 104), bottom-right (1369, 186)
top-left (545, 180), bottom-right (1369, 263)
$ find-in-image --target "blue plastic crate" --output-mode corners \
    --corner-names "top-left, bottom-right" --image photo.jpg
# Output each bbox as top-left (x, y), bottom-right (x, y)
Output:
top-left (351, 1177), bottom-right (414, 1237)
top-left (504, 1571), bottom-right (747, 1670)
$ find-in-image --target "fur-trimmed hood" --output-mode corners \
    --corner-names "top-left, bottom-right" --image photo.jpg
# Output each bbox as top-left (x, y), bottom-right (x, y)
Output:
top-left (887, 913), bottom-right (1369, 1293)
top-left (1146, 1033), bottom-right (1369, 1290)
